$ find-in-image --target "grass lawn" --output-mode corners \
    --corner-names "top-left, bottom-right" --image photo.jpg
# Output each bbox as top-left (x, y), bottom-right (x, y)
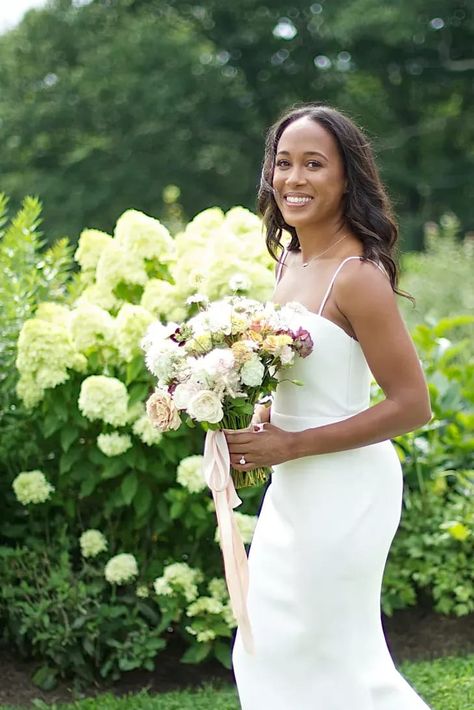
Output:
top-left (0, 654), bottom-right (472, 710)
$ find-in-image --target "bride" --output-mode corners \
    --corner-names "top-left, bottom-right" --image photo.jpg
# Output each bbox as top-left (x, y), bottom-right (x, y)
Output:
top-left (227, 102), bottom-right (433, 709)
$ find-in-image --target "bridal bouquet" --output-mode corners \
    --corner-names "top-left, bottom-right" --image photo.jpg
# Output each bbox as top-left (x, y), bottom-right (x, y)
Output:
top-left (141, 294), bottom-right (313, 654)
top-left (141, 295), bottom-right (313, 489)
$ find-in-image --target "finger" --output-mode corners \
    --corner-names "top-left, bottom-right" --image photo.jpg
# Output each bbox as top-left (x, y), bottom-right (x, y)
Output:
top-left (228, 445), bottom-right (253, 456)
top-left (225, 434), bottom-right (254, 446)
top-left (232, 461), bottom-right (256, 471)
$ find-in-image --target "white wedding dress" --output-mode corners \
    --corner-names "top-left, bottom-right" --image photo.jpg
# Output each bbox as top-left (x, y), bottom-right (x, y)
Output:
top-left (231, 252), bottom-right (431, 709)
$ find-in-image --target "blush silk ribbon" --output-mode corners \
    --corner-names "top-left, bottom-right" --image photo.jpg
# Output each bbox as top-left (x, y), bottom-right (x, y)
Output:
top-left (203, 429), bottom-right (255, 655)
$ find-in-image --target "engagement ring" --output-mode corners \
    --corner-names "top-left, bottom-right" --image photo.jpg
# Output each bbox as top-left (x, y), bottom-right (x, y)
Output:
top-left (239, 456), bottom-right (246, 464)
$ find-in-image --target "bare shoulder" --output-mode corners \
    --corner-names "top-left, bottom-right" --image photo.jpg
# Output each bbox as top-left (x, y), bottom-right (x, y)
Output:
top-left (336, 257), bottom-right (393, 313)
top-left (334, 256), bottom-right (431, 422)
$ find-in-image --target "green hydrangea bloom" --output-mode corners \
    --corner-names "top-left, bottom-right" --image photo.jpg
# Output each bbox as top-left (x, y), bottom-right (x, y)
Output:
top-left (153, 562), bottom-right (204, 603)
top-left (140, 278), bottom-right (187, 323)
top-left (132, 413), bottom-right (163, 446)
top-left (104, 553), bottom-right (138, 585)
top-left (96, 241), bottom-right (148, 290)
top-left (80, 529), bottom-right (108, 558)
top-left (74, 229), bottom-right (113, 271)
top-left (69, 302), bottom-right (116, 352)
top-left (115, 303), bottom-right (154, 362)
top-left (176, 455), bottom-right (206, 494)
top-left (16, 317), bottom-right (87, 408)
top-left (97, 432), bottom-right (132, 457)
top-left (12, 470), bottom-right (54, 505)
top-left (78, 375), bottom-right (129, 426)
top-left (114, 209), bottom-right (175, 262)
top-left (215, 512), bottom-right (257, 545)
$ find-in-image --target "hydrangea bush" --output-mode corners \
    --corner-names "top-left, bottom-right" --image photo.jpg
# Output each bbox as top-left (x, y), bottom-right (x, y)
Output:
top-left (2, 205), bottom-right (275, 687)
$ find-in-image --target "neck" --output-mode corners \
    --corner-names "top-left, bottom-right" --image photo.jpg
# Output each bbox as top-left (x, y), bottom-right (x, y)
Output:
top-left (295, 220), bottom-right (348, 262)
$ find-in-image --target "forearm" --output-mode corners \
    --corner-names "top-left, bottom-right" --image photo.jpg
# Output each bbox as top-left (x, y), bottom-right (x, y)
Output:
top-left (290, 397), bottom-right (432, 459)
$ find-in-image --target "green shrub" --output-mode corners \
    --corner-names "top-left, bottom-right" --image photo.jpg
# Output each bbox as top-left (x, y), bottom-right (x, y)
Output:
top-left (399, 213), bottom-right (474, 331)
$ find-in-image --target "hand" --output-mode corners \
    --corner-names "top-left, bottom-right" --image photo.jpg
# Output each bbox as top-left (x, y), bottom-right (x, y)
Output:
top-left (222, 422), bottom-right (294, 472)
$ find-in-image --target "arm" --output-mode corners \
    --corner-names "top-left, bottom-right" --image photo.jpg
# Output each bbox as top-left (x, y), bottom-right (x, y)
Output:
top-left (290, 260), bottom-right (432, 459)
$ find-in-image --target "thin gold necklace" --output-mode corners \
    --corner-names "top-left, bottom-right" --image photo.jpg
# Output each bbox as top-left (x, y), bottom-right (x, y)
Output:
top-left (299, 234), bottom-right (349, 267)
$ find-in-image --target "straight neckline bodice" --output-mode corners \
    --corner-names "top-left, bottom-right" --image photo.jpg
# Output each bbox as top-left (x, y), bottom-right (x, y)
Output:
top-left (282, 301), bottom-right (361, 346)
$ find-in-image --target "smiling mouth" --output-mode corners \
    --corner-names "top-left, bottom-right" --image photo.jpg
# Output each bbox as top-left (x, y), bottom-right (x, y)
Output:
top-left (284, 195), bottom-right (314, 206)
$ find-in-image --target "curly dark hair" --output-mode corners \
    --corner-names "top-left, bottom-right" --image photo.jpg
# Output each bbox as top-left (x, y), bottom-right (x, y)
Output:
top-left (257, 101), bottom-right (414, 304)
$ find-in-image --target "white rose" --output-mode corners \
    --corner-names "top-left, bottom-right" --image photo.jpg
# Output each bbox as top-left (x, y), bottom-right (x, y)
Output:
top-left (240, 357), bottom-right (264, 387)
top-left (187, 389), bottom-right (223, 423)
top-left (173, 382), bottom-right (201, 410)
top-left (280, 345), bottom-right (295, 366)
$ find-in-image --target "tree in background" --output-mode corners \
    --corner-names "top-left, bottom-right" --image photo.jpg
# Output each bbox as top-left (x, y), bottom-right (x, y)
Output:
top-left (0, 0), bottom-right (472, 248)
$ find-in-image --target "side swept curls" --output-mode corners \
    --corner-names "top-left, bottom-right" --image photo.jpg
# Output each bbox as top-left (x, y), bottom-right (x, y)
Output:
top-left (257, 101), bottom-right (414, 305)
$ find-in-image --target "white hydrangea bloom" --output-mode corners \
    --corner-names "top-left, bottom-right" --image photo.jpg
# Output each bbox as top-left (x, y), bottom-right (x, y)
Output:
top-left (80, 529), bottom-right (108, 558)
top-left (16, 318), bottom-right (87, 408)
top-left (115, 303), bottom-right (154, 362)
top-left (97, 432), bottom-right (132, 457)
top-left (229, 273), bottom-right (251, 292)
top-left (215, 512), bottom-right (257, 545)
top-left (153, 562), bottom-right (204, 603)
top-left (12, 470), bottom-right (54, 505)
top-left (78, 375), bottom-right (129, 426)
top-left (104, 553), bottom-right (138, 585)
top-left (176, 455), bottom-right (206, 494)
top-left (136, 585), bottom-right (150, 598)
top-left (74, 229), bottom-right (114, 271)
top-left (114, 209), bottom-right (175, 262)
top-left (132, 413), bottom-right (163, 446)
top-left (96, 241), bottom-right (148, 290)
top-left (69, 303), bottom-right (116, 352)
top-left (240, 356), bottom-right (265, 387)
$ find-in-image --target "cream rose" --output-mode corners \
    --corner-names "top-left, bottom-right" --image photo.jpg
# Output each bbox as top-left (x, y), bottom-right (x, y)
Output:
top-left (187, 389), bottom-right (223, 423)
top-left (146, 389), bottom-right (182, 431)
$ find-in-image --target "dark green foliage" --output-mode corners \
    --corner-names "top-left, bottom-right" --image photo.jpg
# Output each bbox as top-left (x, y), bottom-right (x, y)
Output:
top-left (0, 1), bottom-right (472, 247)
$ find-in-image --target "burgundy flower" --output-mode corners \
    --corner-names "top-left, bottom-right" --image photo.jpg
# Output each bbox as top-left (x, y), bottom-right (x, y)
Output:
top-left (292, 326), bottom-right (314, 358)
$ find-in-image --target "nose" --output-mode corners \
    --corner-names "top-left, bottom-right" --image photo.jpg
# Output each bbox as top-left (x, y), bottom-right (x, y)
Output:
top-left (285, 164), bottom-right (307, 186)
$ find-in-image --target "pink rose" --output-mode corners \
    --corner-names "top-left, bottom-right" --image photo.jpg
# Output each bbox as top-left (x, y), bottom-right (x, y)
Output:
top-left (146, 389), bottom-right (181, 432)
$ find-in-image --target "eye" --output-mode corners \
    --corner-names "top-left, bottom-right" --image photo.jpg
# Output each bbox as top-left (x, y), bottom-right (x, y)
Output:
top-left (275, 159), bottom-right (322, 168)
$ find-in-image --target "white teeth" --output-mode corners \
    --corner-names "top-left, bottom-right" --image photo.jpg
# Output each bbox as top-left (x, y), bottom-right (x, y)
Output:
top-left (285, 196), bottom-right (312, 204)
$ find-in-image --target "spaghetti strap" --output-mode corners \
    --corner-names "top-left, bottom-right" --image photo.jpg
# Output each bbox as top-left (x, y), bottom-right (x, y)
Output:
top-left (318, 256), bottom-right (387, 317)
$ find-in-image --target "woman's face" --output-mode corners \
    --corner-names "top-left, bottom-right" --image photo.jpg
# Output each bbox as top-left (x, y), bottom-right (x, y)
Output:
top-left (272, 116), bottom-right (347, 228)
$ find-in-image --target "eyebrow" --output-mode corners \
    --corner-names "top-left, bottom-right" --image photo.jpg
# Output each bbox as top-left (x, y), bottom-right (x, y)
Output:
top-left (276, 150), bottom-right (328, 160)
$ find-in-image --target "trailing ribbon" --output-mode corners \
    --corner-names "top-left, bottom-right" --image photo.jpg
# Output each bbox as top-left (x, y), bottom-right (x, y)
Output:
top-left (202, 429), bottom-right (255, 655)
